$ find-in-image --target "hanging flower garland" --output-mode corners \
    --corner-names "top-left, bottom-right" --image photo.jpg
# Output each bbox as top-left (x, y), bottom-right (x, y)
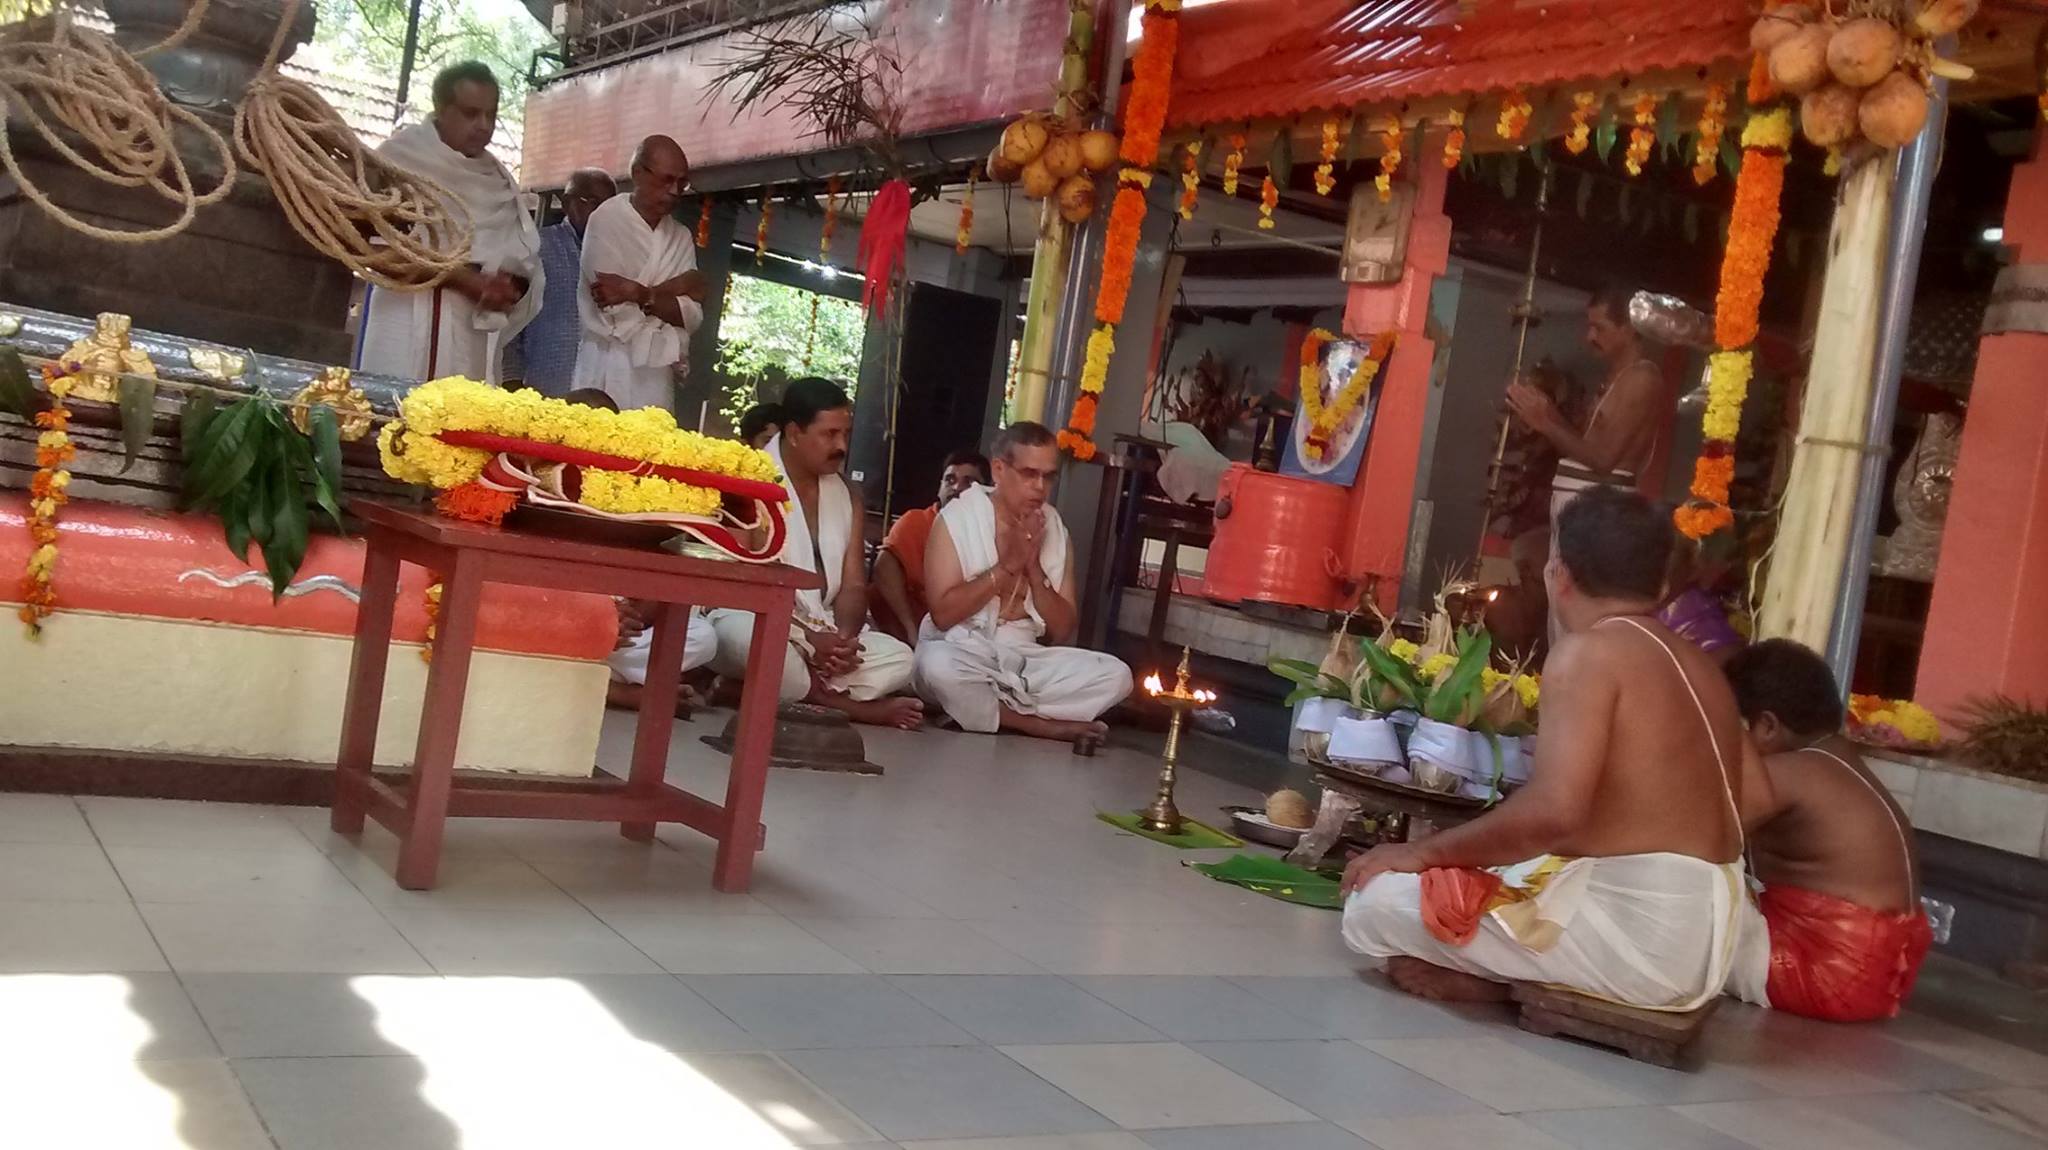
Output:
top-left (1693, 81), bottom-right (1729, 185)
top-left (1056, 0), bottom-right (1180, 461)
top-left (1297, 328), bottom-right (1397, 462)
top-left (755, 187), bottom-right (773, 264)
top-left (1375, 117), bottom-right (1402, 203)
top-left (18, 362), bottom-right (77, 637)
top-left (1442, 108), bottom-right (1466, 169)
top-left (695, 197), bottom-right (713, 248)
top-left (1314, 116), bottom-right (1340, 196)
top-left (956, 166), bottom-right (977, 256)
top-left (1222, 130), bottom-right (1245, 196)
top-left (1496, 89), bottom-right (1532, 142)
top-left (1675, 64), bottom-right (1790, 540)
top-left (419, 580), bottom-right (443, 664)
top-left (1624, 91), bottom-right (1658, 176)
top-left (1565, 91), bottom-right (1597, 155)
top-left (820, 176), bottom-right (841, 265)
top-left (801, 294), bottom-right (822, 370)
top-left (1178, 139), bottom-right (1202, 218)
top-left (1258, 172), bottom-right (1278, 229)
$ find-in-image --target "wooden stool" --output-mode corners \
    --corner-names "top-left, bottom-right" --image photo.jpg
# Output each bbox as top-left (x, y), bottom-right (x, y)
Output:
top-left (1511, 983), bottom-right (1717, 1069)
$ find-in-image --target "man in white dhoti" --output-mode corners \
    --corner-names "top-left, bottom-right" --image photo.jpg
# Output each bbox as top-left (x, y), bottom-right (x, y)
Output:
top-left (914, 421), bottom-right (1133, 746)
top-left (707, 378), bottom-right (921, 728)
top-left (607, 600), bottom-right (719, 716)
top-left (574, 135), bottom-right (706, 412)
top-left (358, 62), bottom-right (541, 384)
top-left (1340, 488), bottom-right (1752, 1011)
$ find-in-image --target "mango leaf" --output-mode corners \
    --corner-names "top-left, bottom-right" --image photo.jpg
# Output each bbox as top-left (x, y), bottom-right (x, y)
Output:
top-left (116, 375), bottom-right (157, 474)
top-left (263, 448), bottom-right (309, 599)
top-left (182, 399), bottom-right (262, 510)
top-left (179, 391), bottom-right (218, 464)
top-left (1594, 117), bottom-right (1619, 163)
top-left (1268, 657), bottom-right (1324, 687)
top-left (1345, 114), bottom-right (1368, 164)
top-left (222, 484), bottom-right (253, 564)
top-left (1265, 130), bottom-right (1292, 183)
top-left (0, 347), bottom-right (39, 420)
top-left (305, 404), bottom-right (345, 530)
top-left (1656, 95), bottom-right (1682, 151)
top-left (1422, 630), bottom-right (1493, 724)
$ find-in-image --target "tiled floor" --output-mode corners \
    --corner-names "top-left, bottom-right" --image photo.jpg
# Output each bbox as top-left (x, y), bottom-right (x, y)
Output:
top-left (3, 715), bottom-right (2048, 1149)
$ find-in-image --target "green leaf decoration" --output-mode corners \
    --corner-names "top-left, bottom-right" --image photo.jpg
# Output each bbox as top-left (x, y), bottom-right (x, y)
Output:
top-left (1656, 95), bottom-right (1681, 152)
top-left (1357, 641), bottom-right (1425, 713)
top-left (1529, 138), bottom-right (1552, 175)
top-left (182, 399), bottom-right (263, 510)
top-left (1595, 116), bottom-right (1619, 163)
top-left (179, 391), bottom-right (218, 464)
top-left (263, 440), bottom-right (309, 599)
top-left (1266, 130), bottom-right (1293, 181)
top-left (0, 348), bottom-right (39, 420)
top-left (306, 404), bottom-right (345, 531)
top-left (1575, 171), bottom-right (1593, 220)
top-left (116, 375), bottom-right (157, 474)
top-left (1720, 134), bottom-right (1743, 178)
top-left (1422, 630), bottom-right (1493, 725)
top-left (1268, 657), bottom-right (1324, 687)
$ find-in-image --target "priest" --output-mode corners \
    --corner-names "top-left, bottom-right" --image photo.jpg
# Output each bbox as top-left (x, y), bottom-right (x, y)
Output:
top-left (574, 134), bottom-right (706, 411)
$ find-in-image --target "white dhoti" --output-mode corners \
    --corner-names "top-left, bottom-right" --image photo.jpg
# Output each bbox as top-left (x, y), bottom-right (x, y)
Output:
top-left (606, 611), bottom-right (719, 685)
top-left (1343, 852), bottom-right (1747, 1012)
top-left (573, 195), bottom-right (702, 412)
top-left (913, 621), bottom-right (1132, 733)
top-left (707, 613), bottom-right (913, 702)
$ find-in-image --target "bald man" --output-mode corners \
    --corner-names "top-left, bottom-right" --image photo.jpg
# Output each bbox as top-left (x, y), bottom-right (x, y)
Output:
top-left (506, 168), bottom-right (617, 396)
top-left (574, 135), bottom-right (708, 411)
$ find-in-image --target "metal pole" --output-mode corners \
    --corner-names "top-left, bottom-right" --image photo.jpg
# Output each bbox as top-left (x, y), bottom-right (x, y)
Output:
top-left (393, 0), bottom-right (428, 123)
top-left (1823, 49), bottom-right (1950, 690)
top-left (1475, 164), bottom-right (1552, 565)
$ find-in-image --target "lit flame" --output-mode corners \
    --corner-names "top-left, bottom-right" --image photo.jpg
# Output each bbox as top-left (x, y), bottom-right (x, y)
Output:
top-left (1486, 589), bottom-right (1499, 603)
top-left (1143, 673), bottom-right (1163, 695)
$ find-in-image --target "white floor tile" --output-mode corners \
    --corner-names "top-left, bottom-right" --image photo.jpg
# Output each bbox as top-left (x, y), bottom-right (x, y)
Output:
top-left (0, 1058), bottom-right (271, 1149)
top-left (0, 900), bottom-right (167, 972)
top-left (137, 900), bottom-right (430, 975)
top-left (79, 798), bottom-right (313, 852)
top-left (606, 913), bottom-right (864, 974)
top-left (998, 1042), bottom-right (1313, 1129)
top-left (0, 840), bottom-right (130, 901)
top-left (377, 905), bottom-right (661, 975)
top-left (0, 793), bottom-right (93, 843)
top-left (793, 917), bottom-right (1046, 975)
top-left (107, 845), bottom-right (368, 905)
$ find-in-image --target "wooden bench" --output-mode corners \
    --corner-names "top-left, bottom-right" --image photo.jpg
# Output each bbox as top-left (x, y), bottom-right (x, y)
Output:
top-left (1512, 983), bottom-right (1718, 1068)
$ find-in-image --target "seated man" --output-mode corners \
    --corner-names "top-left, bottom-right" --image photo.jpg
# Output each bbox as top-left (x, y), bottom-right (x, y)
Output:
top-left (706, 377), bottom-right (921, 728)
top-left (606, 599), bottom-right (717, 716)
top-left (913, 421), bottom-right (1133, 744)
top-left (872, 448), bottom-right (988, 644)
top-left (737, 402), bottom-right (782, 451)
top-left (1341, 488), bottom-right (1750, 1011)
top-left (1725, 639), bottom-right (1931, 1022)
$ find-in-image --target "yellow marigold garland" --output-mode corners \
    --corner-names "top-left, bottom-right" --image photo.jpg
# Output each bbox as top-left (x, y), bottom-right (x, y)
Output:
top-left (1693, 81), bottom-right (1728, 185)
top-left (1178, 139), bottom-right (1201, 218)
top-left (1442, 109), bottom-right (1466, 169)
top-left (1625, 91), bottom-right (1657, 176)
top-left (1314, 116), bottom-right (1340, 196)
top-left (1375, 118), bottom-right (1402, 203)
top-left (1222, 131), bottom-right (1245, 196)
top-left (1297, 328), bottom-right (1397, 462)
top-left (1565, 91), bottom-right (1597, 155)
top-left (1257, 173), bottom-right (1278, 229)
top-left (19, 363), bottom-right (76, 637)
top-left (1496, 90), bottom-right (1532, 142)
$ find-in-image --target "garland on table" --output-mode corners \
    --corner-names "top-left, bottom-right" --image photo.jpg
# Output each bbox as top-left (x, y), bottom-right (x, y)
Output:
top-left (1693, 82), bottom-right (1729, 185)
top-left (1442, 109), bottom-right (1465, 169)
top-left (1314, 116), bottom-right (1339, 196)
top-left (1178, 139), bottom-right (1201, 218)
top-left (1056, 0), bottom-right (1180, 461)
top-left (1625, 91), bottom-right (1658, 176)
top-left (1496, 90), bottom-right (1532, 142)
top-left (1222, 130), bottom-right (1245, 195)
top-left (1565, 91), bottom-right (1597, 154)
top-left (696, 197), bottom-right (713, 248)
top-left (955, 166), bottom-right (976, 256)
top-left (1296, 328), bottom-right (1397, 463)
top-left (1675, 55), bottom-right (1790, 541)
top-left (18, 363), bottom-right (76, 637)
top-left (1375, 118), bottom-right (1402, 203)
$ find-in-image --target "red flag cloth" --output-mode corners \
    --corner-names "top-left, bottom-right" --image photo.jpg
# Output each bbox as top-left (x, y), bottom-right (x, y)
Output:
top-left (1419, 866), bottom-right (1505, 946)
top-left (1759, 885), bottom-right (1933, 1023)
top-left (859, 179), bottom-right (912, 317)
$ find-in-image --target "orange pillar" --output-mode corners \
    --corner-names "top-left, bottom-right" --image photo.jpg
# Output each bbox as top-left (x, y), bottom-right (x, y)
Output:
top-left (1916, 141), bottom-right (2048, 715)
top-left (1340, 141), bottom-right (1452, 614)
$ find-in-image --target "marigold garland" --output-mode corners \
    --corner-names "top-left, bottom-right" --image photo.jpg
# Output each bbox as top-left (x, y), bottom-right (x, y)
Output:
top-left (1257, 173), bottom-right (1278, 229)
top-left (956, 167), bottom-right (976, 256)
top-left (420, 579), bottom-right (444, 664)
top-left (820, 176), bottom-right (841, 264)
top-left (755, 188), bottom-right (773, 264)
top-left (1442, 109), bottom-right (1466, 169)
top-left (1314, 117), bottom-right (1340, 196)
top-left (18, 363), bottom-right (76, 636)
top-left (1297, 328), bottom-right (1397, 462)
top-left (1178, 139), bottom-right (1202, 218)
top-left (1496, 90), bottom-right (1532, 142)
top-left (1376, 118), bottom-right (1402, 203)
top-left (1565, 91), bottom-right (1597, 155)
top-left (1694, 82), bottom-right (1728, 185)
top-left (695, 197), bottom-right (713, 248)
top-left (801, 293), bottom-right (822, 369)
top-left (1222, 131), bottom-right (1245, 195)
top-left (1625, 91), bottom-right (1657, 176)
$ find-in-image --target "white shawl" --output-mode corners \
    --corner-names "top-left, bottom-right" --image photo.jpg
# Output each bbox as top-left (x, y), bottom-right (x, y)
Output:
top-left (573, 194), bottom-right (702, 410)
top-left (765, 434), bottom-right (850, 630)
top-left (374, 121), bottom-right (542, 342)
top-left (931, 484), bottom-right (1068, 641)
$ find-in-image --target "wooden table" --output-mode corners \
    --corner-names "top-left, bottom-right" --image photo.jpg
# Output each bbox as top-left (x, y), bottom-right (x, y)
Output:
top-left (331, 502), bottom-right (821, 893)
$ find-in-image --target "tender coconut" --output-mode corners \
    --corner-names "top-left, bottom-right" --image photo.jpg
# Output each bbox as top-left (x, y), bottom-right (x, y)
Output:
top-left (1019, 158), bottom-right (1059, 200)
top-left (1769, 22), bottom-right (1834, 96)
top-left (986, 143), bottom-right (1023, 184)
top-left (1078, 129), bottom-right (1120, 173)
top-left (1801, 83), bottom-right (1864, 148)
top-left (999, 115), bottom-right (1051, 167)
top-left (1266, 789), bottom-right (1315, 830)
top-left (1860, 70), bottom-right (1931, 148)
top-left (1750, 3), bottom-right (1815, 55)
top-left (1827, 18), bottom-right (1902, 89)
top-left (1041, 134), bottom-right (1083, 179)
top-left (1055, 174), bottom-right (1096, 223)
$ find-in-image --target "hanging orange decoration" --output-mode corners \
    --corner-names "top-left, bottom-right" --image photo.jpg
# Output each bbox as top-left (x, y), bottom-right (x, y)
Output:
top-left (695, 197), bottom-right (713, 248)
top-left (802, 293), bottom-right (822, 370)
top-left (956, 166), bottom-right (977, 256)
top-left (1442, 109), bottom-right (1466, 169)
top-left (18, 363), bottom-right (76, 637)
top-left (1495, 89), bottom-right (1532, 142)
top-left (1258, 174), bottom-right (1278, 229)
top-left (1625, 91), bottom-right (1657, 176)
top-left (1565, 91), bottom-right (1597, 155)
top-left (820, 176), bottom-right (841, 265)
top-left (1694, 81), bottom-right (1729, 185)
top-left (1178, 139), bottom-right (1202, 218)
top-left (1314, 116), bottom-right (1340, 196)
top-left (1375, 117), bottom-right (1402, 203)
top-left (755, 187), bottom-right (773, 264)
top-left (1222, 130), bottom-right (1246, 196)
top-left (1059, 0), bottom-right (1181, 461)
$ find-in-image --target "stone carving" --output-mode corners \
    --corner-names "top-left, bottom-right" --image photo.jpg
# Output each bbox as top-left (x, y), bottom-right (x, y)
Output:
top-left (1879, 412), bottom-right (1961, 582)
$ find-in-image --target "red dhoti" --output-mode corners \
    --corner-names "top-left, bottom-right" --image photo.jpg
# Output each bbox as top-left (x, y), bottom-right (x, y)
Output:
top-left (1732, 885), bottom-right (1932, 1022)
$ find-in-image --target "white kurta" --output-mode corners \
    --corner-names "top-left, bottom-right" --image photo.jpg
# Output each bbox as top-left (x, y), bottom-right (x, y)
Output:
top-left (573, 196), bottom-right (703, 412)
top-left (358, 122), bottom-right (542, 383)
top-left (911, 485), bottom-right (1133, 733)
top-left (707, 435), bottom-right (912, 702)
top-left (607, 610), bottom-right (719, 685)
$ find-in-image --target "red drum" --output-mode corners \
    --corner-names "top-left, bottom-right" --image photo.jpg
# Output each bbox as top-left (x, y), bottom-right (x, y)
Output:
top-left (1203, 463), bottom-right (1350, 611)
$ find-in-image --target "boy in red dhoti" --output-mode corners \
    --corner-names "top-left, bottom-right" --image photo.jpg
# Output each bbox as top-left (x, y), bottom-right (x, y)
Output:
top-left (1725, 640), bottom-right (1932, 1022)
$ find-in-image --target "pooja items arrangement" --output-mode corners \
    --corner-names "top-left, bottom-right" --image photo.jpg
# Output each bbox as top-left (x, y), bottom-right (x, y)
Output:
top-left (1847, 693), bottom-right (1944, 752)
top-left (378, 378), bottom-right (791, 562)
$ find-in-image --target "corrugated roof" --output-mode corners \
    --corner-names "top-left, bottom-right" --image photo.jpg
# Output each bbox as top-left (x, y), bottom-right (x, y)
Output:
top-left (1168, 0), bottom-right (1754, 129)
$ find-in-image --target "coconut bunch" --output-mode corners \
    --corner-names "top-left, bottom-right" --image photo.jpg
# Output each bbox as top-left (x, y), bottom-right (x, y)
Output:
top-left (1757, 1), bottom-right (1978, 154)
top-left (988, 112), bottom-right (1118, 222)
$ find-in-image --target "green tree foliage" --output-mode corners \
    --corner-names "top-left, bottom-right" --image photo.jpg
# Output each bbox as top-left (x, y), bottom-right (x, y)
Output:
top-left (314, 0), bottom-right (551, 127)
top-left (716, 274), bottom-right (865, 425)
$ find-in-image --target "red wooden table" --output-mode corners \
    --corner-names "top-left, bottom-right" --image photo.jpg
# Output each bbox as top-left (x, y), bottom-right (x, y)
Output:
top-left (331, 501), bottom-right (820, 893)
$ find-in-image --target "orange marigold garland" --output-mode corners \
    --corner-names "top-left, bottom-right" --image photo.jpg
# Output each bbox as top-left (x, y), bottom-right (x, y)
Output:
top-left (435, 482), bottom-right (518, 526)
top-left (1693, 81), bottom-right (1728, 185)
top-left (1222, 131), bottom-right (1245, 196)
top-left (755, 188), bottom-right (773, 264)
top-left (420, 579), bottom-right (443, 664)
top-left (1495, 89), bottom-right (1532, 142)
top-left (1565, 91), bottom-right (1597, 155)
top-left (1314, 116), bottom-right (1340, 196)
top-left (820, 176), bottom-right (841, 264)
top-left (19, 363), bottom-right (76, 636)
top-left (1178, 139), bottom-right (1201, 218)
top-left (695, 197), bottom-right (713, 248)
top-left (1625, 91), bottom-right (1657, 176)
top-left (1257, 173), bottom-right (1278, 229)
top-left (956, 166), bottom-right (977, 256)
top-left (1442, 109), bottom-right (1466, 169)
top-left (1057, 0), bottom-right (1180, 460)
top-left (1375, 118), bottom-right (1402, 203)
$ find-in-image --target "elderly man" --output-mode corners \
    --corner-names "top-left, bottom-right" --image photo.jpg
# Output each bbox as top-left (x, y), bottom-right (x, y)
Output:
top-left (1725, 640), bottom-right (1930, 1022)
top-left (913, 421), bottom-right (1133, 745)
top-left (707, 377), bottom-right (921, 729)
top-left (1342, 489), bottom-right (1751, 1011)
top-left (505, 169), bottom-right (618, 395)
top-left (872, 448), bottom-right (988, 644)
top-left (574, 135), bottom-right (705, 411)
top-left (360, 61), bottom-right (540, 383)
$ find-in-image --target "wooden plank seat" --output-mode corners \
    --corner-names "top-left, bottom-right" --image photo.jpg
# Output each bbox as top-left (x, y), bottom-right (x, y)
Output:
top-left (1511, 983), bottom-right (1718, 1069)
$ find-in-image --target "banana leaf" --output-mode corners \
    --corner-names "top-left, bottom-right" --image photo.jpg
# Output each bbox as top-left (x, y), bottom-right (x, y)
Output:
top-left (1422, 629), bottom-right (1492, 724)
top-left (1190, 853), bottom-right (1344, 910)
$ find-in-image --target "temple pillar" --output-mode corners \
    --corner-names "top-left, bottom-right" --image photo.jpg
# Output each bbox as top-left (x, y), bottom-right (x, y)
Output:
top-left (1916, 137), bottom-right (2048, 715)
top-left (1338, 140), bottom-right (1452, 613)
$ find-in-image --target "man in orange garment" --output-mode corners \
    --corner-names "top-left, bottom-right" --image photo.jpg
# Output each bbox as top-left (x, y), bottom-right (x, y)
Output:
top-left (871, 448), bottom-right (987, 644)
top-left (1725, 639), bottom-right (1932, 1022)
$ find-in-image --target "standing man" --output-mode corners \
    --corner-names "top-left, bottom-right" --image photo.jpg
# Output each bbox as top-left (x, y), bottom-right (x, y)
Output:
top-left (504, 169), bottom-right (618, 395)
top-left (914, 422), bottom-right (1133, 746)
top-left (574, 134), bottom-right (706, 411)
top-left (707, 378), bottom-right (921, 728)
top-left (360, 62), bottom-right (542, 384)
top-left (1505, 287), bottom-right (1665, 518)
top-left (872, 448), bottom-right (989, 644)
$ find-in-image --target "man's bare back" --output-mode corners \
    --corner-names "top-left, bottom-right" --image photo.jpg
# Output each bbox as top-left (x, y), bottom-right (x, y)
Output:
top-left (1750, 736), bottom-right (1916, 913)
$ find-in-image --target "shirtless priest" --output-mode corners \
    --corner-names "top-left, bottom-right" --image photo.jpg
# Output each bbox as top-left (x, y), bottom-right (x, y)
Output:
top-left (913, 421), bottom-right (1133, 744)
top-left (706, 378), bottom-right (921, 729)
top-left (1725, 639), bottom-right (1930, 1022)
top-left (1342, 488), bottom-right (1751, 1011)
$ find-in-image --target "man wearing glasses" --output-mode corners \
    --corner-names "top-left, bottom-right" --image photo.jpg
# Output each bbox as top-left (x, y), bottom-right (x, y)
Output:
top-left (574, 134), bottom-right (709, 411)
top-left (504, 168), bottom-right (617, 396)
